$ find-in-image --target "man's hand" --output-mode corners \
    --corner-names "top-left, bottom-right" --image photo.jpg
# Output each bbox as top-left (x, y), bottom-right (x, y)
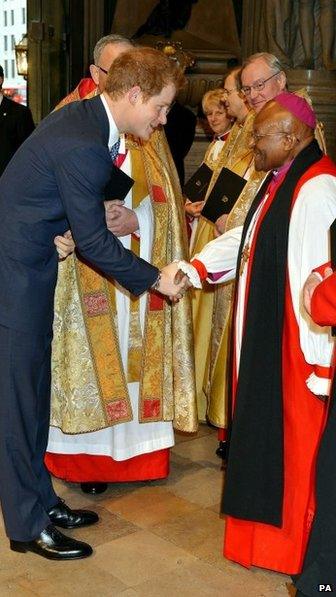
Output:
top-left (105, 201), bottom-right (139, 237)
top-left (104, 199), bottom-right (124, 211)
top-left (214, 214), bottom-right (228, 237)
top-left (184, 199), bottom-right (205, 219)
top-left (303, 268), bottom-right (333, 315)
top-left (157, 262), bottom-right (190, 300)
top-left (54, 230), bottom-right (75, 259)
top-left (170, 268), bottom-right (193, 303)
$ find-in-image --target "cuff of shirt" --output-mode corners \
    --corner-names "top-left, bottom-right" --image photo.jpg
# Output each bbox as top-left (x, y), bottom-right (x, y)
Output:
top-left (306, 372), bottom-right (331, 397)
top-left (190, 258), bottom-right (208, 281)
top-left (306, 364), bottom-right (333, 397)
top-left (178, 260), bottom-right (202, 288)
top-left (313, 261), bottom-right (331, 279)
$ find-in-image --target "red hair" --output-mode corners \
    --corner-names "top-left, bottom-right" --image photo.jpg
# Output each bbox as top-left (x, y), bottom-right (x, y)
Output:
top-left (105, 47), bottom-right (185, 101)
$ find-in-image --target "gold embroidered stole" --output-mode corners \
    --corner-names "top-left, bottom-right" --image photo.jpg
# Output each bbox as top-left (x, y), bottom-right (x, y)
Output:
top-left (72, 145), bottom-right (148, 425)
top-left (74, 142), bottom-right (159, 425)
top-left (125, 145), bottom-right (148, 383)
top-left (136, 131), bottom-right (197, 430)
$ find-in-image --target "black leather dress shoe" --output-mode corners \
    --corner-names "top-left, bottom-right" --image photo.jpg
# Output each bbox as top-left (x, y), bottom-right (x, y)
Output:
top-left (10, 524), bottom-right (92, 560)
top-left (47, 498), bottom-right (99, 529)
top-left (216, 441), bottom-right (228, 460)
top-left (81, 482), bottom-right (108, 495)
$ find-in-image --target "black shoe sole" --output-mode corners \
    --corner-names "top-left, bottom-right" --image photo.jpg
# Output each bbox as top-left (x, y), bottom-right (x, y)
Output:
top-left (10, 541), bottom-right (93, 560)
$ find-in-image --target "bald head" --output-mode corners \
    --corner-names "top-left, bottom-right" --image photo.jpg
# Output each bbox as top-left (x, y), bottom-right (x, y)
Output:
top-left (252, 100), bottom-right (315, 172)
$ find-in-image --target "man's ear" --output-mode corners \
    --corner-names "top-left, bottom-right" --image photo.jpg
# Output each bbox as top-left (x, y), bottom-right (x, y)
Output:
top-left (89, 64), bottom-right (99, 86)
top-left (283, 132), bottom-right (297, 151)
top-left (128, 86), bottom-right (141, 106)
top-left (278, 71), bottom-right (287, 92)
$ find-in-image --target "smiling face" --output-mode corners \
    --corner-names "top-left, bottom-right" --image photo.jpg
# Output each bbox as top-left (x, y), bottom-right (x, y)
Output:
top-left (251, 125), bottom-right (289, 172)
top-left (204, 101), bottom-right (231, 136)
top-left (251, 103), bottom-right (299, 172)
top-left (128, 82), bottom-right (176, 140)
top-left (241, 58), bottom-right (286, 113)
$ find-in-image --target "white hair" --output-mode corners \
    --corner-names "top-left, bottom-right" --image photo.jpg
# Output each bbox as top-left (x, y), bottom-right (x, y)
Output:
top-left (93, 34), bottom-right (133, 65)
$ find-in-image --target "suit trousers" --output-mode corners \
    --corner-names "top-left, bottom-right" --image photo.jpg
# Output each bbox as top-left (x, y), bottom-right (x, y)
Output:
top-left (0, 324), bottom-right (58, 541)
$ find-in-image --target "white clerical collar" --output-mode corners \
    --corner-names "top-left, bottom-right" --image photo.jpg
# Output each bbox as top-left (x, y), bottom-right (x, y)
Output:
top-left (100, 93), bottom-right (125, 153)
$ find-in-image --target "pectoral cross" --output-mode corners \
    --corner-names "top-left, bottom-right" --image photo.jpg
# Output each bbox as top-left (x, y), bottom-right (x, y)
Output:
top-left (239, 244), bottom-right (250, 276)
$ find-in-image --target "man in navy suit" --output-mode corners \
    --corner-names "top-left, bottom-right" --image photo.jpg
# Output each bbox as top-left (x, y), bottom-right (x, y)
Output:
top-left (0, 47), bottom-right (187, 560)
top-left (0, 65), bottom-right (35, 176)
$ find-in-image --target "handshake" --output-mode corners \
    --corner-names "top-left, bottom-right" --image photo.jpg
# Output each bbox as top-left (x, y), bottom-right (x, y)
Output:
top-left (154, 261), bottom-right (201, 302)
top-left (54, 231), bottom-right (201, 302)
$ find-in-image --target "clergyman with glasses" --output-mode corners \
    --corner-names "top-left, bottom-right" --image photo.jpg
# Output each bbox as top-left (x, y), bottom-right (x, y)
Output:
top-left (240, 52), bottom-right (287, 113)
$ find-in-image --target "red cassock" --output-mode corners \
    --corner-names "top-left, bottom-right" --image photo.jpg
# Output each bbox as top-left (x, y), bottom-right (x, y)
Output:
top-left (45, 78), bottom-right (170, 484)
top-left (224, 288), bottom-right (327, 573)
top-left (224, 158), bottom-right (336, 575)
top-left (45, 450), bottom-right (169, 483)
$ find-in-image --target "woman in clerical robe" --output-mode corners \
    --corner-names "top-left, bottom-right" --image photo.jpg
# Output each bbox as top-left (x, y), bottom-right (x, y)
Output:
top-left (185, 88), bottom-right (233, 248)
top-left (184, 88), bottom-right (233, 422)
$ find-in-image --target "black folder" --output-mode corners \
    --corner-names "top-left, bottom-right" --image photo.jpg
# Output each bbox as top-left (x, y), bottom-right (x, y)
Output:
top-left (104, 165), bottom-right (134, 201)
top-left (183, 163), bottom-right (213, 202)
top-left (201, 167), bottom-right (247, 223)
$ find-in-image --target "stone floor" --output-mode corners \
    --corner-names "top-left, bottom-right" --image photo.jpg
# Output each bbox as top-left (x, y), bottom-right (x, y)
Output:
top-left (0, 425), bottom-right (296, 596)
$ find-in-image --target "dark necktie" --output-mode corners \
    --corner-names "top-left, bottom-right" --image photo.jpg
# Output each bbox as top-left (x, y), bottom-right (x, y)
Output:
top-left (109, 138), bottom-right (121, 162)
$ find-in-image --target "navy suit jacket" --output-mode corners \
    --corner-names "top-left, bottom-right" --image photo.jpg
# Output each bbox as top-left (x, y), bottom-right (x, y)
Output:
top-left (0, 95), bottom-right (35, 176)
top-left (0, 95), bottom-right (158, 335)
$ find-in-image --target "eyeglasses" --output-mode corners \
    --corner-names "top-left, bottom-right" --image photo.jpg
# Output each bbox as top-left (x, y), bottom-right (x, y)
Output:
top-left (251, 131), bottom-right (296, 142)
top-left (97, 65), bottom-right (108, 75)
top-left (241, 71), bottom-right (281, 96)
top-left (222, 88), bottom-right (237, 97)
